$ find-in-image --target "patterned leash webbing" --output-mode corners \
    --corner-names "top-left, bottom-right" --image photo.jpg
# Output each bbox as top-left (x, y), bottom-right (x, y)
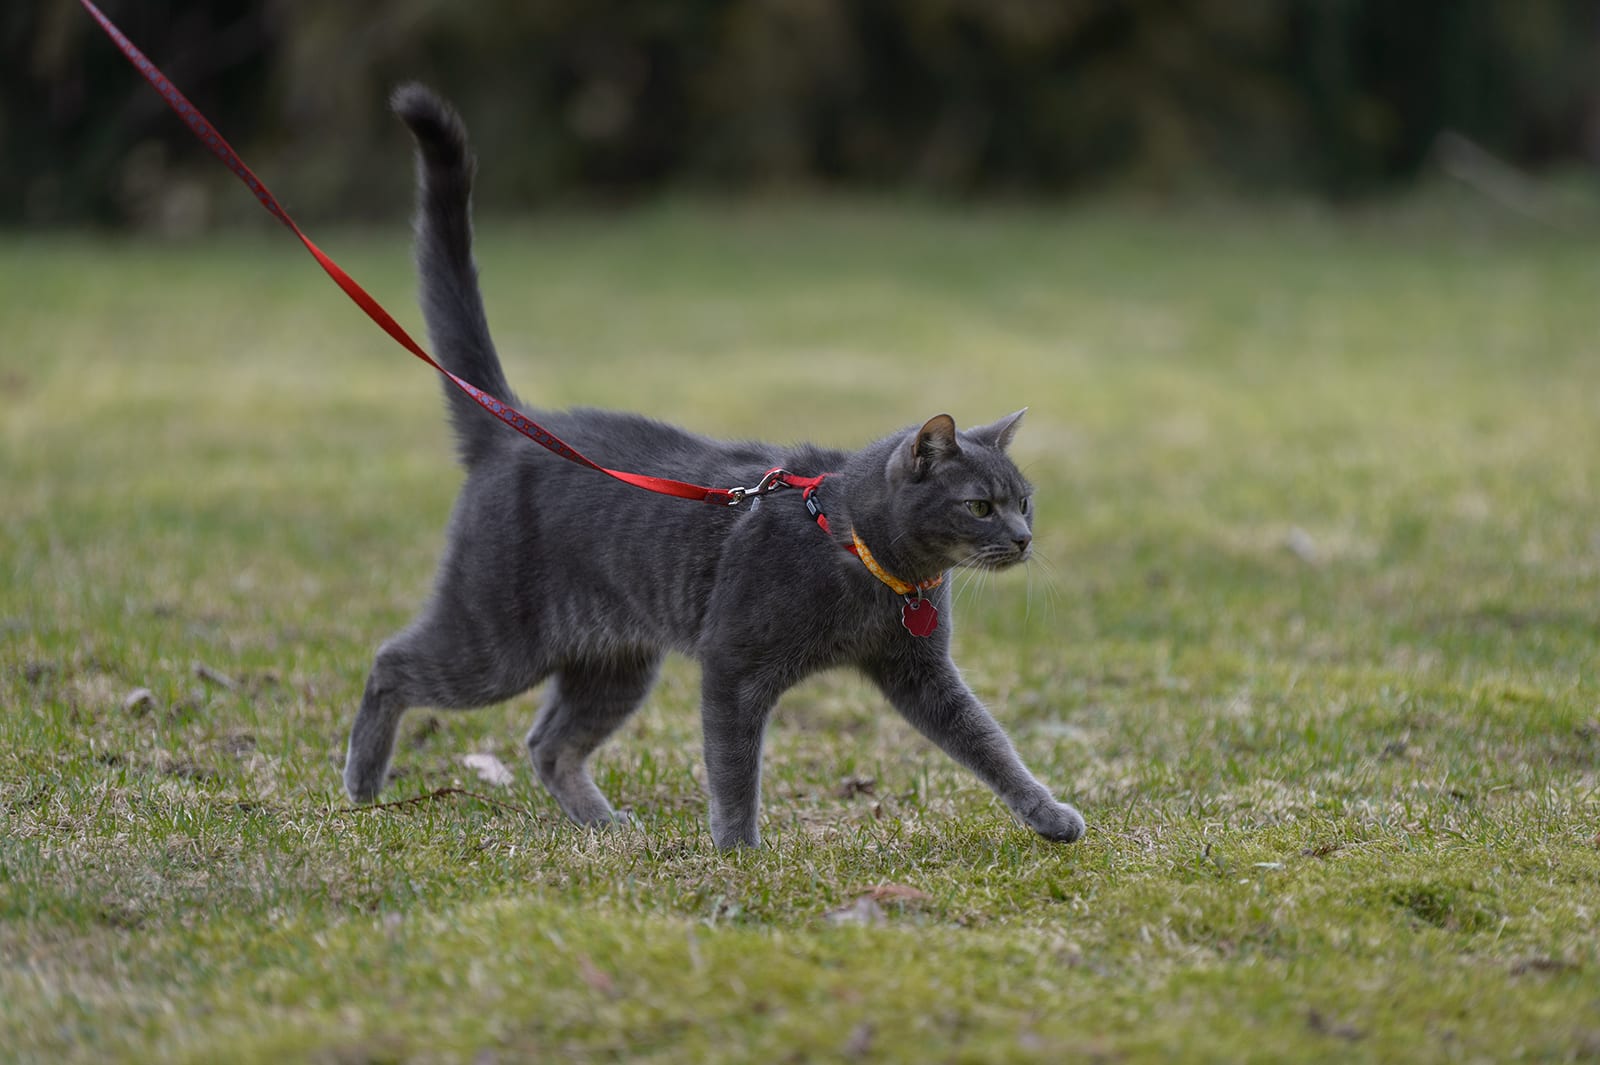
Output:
top-left (78, 0), bottom-right (751, 507)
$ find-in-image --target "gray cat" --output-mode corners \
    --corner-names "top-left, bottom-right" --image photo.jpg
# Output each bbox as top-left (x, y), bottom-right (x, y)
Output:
top-left (342, 85), bottom-right (1086, 850)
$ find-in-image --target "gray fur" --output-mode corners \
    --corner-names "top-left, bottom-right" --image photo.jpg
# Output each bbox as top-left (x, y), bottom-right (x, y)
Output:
top-left (342, 85), bottom-right (1085, 849)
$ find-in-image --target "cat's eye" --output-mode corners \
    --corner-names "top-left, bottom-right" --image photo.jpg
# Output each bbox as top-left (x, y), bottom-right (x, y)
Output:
top-left (965, 500), bottom-right (993, 518)
top-left (1020, 496), bottom-right (1031, 515)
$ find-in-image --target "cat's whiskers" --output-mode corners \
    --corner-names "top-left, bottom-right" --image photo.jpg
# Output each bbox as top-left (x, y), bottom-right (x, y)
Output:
top-left (954, 567), bottom-right (991, 610)
top-left (948, 548), bottom-right (1008, 610)
top-left (946, 549), bottom-right (982, 603)
top-left (1024, 551), bottom-right (1066, 625)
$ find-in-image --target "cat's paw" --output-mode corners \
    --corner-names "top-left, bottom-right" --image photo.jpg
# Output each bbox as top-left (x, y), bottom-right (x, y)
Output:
top-left (343, 760), bottom-right (387, 804)
top-left (1023, 800), bottom-right (1086, 844)
top-left (709, 811), bottom-right (762, 851)
top-left (580, 809), bottom-right (636, 831)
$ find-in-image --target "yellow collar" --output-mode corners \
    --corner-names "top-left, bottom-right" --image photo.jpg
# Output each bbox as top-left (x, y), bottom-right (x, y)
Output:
top-left (849, 531), bottom-right (944, 598)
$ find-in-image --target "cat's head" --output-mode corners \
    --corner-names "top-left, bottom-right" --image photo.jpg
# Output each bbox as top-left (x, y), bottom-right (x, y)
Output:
top-left (884, 410), bottom-right (1035, 573)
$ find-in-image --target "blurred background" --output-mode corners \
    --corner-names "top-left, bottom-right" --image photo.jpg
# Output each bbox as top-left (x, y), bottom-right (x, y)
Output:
top-left (8, 0), bottom-right (1600, 231)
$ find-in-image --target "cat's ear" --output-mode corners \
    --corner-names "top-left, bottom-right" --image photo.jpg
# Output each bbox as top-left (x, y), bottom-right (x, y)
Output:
top-left (967, 408), bottom-right (1027, 451)
top-left (911, 413), bottom-right (962, 472)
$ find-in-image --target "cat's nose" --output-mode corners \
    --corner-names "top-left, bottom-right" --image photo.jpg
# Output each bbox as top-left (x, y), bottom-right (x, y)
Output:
top-left (1013, 533), bottom-right (1032, 554)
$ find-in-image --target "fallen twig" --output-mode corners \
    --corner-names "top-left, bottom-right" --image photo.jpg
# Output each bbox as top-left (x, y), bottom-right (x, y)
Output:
top-left (331, 786), bottom-right (531, 818)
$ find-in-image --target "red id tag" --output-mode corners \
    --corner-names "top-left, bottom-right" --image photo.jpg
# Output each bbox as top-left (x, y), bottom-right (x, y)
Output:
top-left (901, 597), bottom-right (938, 637)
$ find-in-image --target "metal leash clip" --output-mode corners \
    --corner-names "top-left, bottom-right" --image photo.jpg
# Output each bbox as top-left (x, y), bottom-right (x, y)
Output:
top-left (725, 467), bottom-right (791, 506)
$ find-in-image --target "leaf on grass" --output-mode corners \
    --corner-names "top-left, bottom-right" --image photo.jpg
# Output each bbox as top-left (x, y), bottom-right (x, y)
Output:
top-left (825, 897), bottom-right (886, 926)
top-left (461, 753), bottom-right (514, 787)
top-left (825, 883), bottom-right (930, 925)
top-left (121, 688), bottom-right (158, 714)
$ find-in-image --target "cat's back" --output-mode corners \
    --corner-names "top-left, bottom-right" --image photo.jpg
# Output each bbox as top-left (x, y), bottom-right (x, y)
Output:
top-left (441, 403), bottom-right (851, 654)
top-left (517, 406), bottom-right (771, 482)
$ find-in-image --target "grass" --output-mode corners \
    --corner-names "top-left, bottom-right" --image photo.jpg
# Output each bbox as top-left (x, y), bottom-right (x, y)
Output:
top-left (3, 199), bottom-right (1599, 1062)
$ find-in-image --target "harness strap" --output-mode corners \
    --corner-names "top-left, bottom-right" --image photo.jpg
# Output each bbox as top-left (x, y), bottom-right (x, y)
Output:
top-left (800, 475), bottom-right (944, 597)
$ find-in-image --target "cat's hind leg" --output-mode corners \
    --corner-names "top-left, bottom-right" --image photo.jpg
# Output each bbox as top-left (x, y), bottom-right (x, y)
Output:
top-left (343, 609), bottom-right (549, 803)
top-left (698, 663), bottom-right (784, 850)
top-left (526, 651), bottom-right (661, 826)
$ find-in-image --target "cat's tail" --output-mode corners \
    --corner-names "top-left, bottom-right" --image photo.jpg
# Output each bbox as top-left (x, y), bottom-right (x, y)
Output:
top-left (391, 83), bottom-right (515, 468)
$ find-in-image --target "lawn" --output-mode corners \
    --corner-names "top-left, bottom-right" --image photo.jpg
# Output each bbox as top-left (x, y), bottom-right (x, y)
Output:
top-left (2, 200), bottom-right (1598, 1062)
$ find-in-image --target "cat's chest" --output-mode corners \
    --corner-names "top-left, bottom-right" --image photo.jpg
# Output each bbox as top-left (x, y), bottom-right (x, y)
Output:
top-left (714, 506), bottom-right (949, 656)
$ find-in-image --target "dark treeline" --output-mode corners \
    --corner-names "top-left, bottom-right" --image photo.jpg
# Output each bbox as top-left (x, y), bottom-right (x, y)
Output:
top-left (8, 0), bottom-right (1599, 228)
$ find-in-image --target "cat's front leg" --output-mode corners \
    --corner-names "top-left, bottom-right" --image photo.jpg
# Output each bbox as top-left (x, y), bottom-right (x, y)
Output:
top-left (699, 664), bottom-right (780, 850)
top-left (868, 656), bottom-right (1085, 843)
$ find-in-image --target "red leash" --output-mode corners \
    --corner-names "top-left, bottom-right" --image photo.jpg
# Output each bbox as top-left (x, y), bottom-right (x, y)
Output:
top-left (77, 0), bottom-right (796, 508)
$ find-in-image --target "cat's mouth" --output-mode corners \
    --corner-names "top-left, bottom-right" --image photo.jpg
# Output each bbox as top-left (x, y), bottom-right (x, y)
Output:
top-left (957, 543), bottom-right (1031, 571)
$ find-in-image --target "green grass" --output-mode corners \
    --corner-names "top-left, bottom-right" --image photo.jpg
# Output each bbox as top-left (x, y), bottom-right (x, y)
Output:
top-left (3, 200), bottom-right (1599, 1062)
